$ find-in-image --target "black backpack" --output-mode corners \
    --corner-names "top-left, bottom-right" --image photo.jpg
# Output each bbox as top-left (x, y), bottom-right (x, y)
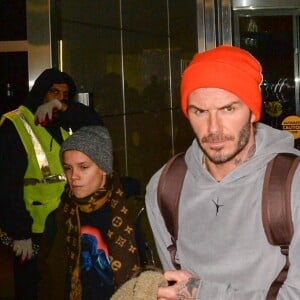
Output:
top-left (157, 152), bottom-right (300, 300)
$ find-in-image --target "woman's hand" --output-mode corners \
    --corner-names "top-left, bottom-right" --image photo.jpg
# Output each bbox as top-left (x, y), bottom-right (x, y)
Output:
top-left (157, 270), bottom-right (200, 300)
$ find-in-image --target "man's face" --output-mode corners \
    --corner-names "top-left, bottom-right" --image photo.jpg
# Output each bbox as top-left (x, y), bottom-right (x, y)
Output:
top-left (187, 87), bottom-right (256, 164)
top-left (44, 83), bottom-right (69, 103)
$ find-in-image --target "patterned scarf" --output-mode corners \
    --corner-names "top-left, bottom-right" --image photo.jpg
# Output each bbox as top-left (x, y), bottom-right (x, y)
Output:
top-left (63, 173), bottom-right (141, 299)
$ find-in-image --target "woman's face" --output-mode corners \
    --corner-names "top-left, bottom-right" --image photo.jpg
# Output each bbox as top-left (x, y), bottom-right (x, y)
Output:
top-left (62, 150), bottom-right (105, 198)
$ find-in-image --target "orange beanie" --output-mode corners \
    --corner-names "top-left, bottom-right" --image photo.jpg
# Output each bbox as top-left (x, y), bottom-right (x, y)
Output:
top-left (180, 45), bottom-right (263, 121)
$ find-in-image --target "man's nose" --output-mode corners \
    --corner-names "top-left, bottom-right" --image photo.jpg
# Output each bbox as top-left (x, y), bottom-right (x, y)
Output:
top-left (56, 91), bottom-right (65, 100)
top-left (208, 113), bottom-right (221, 133)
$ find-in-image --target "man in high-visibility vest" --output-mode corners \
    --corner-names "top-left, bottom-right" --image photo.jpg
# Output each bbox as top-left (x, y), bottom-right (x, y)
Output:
top-left (0, 68), bottom-right (103, 299)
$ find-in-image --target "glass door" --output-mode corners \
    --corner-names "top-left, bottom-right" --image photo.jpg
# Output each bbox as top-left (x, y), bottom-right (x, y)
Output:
top-left (233, 9), bottom-right (300, 147)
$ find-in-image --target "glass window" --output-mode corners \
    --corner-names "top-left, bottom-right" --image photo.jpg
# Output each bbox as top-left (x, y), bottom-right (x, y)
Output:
top-left (53, 0), bottom-right (197, 190)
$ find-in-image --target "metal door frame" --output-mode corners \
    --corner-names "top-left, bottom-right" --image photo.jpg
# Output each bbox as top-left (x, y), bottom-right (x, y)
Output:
top-left (196, 0), bottom-right (232, 52)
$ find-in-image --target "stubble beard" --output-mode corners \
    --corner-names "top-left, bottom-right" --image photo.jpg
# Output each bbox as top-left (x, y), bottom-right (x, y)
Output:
top-left (200, 119), bottom-right (252, 165)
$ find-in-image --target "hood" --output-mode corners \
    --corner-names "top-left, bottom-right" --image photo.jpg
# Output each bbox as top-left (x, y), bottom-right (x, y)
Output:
top-left (186, 122), bottom-right (300, 184)
top-left (23, 68), bottom-right (77, 113)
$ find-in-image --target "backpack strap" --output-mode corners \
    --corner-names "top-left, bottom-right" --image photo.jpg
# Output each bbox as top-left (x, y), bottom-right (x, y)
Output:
top-left (157, 151), bottom-right (299, 297)
top-left (157, 152), bottom-right (186, 269)
top-left (262, 153), bottom-right (300, 299)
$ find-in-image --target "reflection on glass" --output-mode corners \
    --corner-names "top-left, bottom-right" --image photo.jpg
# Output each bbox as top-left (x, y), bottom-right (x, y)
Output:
top-left (54, 0), bottom-right (197, 190)
top-left (235, 14), bottom-right (296, 129)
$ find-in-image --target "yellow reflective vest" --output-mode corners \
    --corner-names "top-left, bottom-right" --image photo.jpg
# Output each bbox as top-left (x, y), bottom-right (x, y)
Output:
top-left (1, 105), bottom-right (69, 233)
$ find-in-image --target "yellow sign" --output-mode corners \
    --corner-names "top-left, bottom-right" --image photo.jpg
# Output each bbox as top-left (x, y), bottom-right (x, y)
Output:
top-left (282, 115), bottom-right (300, 139)
top-left (265, 101), bottom-right (283, 117)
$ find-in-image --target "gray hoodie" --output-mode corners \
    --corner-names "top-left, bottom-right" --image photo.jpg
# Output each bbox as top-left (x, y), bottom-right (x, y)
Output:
top-left (146, 123), bottom-right (300, 299)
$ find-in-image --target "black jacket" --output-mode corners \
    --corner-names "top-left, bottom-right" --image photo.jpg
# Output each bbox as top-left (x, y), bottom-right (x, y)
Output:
top-left (0, 68), bottom-right (103, 239)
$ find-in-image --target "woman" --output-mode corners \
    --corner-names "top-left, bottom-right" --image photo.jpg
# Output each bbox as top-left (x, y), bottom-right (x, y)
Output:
top-left (39, 126), bottom-right (142, 300)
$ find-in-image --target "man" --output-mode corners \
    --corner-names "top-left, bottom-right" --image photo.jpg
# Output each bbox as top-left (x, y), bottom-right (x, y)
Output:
top-left (0, 68), bottom-right (103, 299)
top-left (145, 45), bottom-right (300, 299)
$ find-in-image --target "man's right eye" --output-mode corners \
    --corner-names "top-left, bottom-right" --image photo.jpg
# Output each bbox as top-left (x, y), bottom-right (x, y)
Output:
top-left (48, 88), bottom-right (59, 95)
top-left (189, 107), bottom-right (205, 115)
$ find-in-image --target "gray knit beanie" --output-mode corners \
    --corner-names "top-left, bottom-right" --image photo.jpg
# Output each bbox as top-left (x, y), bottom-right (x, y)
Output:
top-left (60, 126), bottom-right (113, 174)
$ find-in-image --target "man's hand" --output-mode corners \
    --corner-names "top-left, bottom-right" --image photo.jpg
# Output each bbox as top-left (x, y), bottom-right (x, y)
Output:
top-left (34, 99), bottom-right (63, 126)
top-left (12, 238), bottom-right (33, 261)
top-left (157, 270), bottom-right (200, 300)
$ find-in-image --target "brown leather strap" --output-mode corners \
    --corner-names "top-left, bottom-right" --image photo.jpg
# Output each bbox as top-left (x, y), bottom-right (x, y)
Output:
top-left (262, 154), bottom-right (300, 299)
top-left (157, 152), bottom-right (186, 269)
top-left (266, 256), bottom-right (290, 300)
top-left (157, 152), bottom-right (299, 293)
